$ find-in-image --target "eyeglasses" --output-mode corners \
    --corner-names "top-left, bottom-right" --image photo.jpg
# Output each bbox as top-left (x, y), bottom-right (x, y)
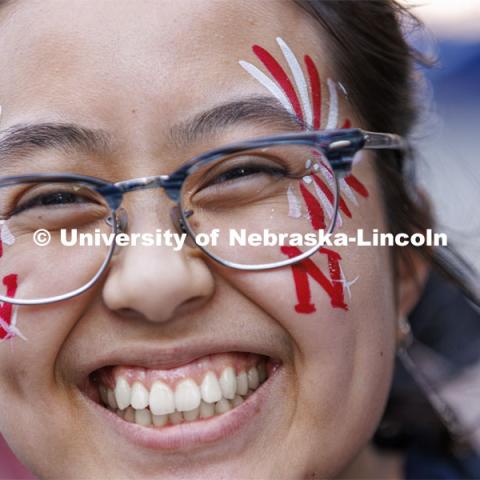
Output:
top-left (0, 128), bottom-right (404, 305)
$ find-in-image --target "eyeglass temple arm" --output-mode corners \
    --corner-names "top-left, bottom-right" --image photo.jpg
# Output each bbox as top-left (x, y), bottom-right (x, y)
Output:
top-left (361, 130), bottom-right (407, 151)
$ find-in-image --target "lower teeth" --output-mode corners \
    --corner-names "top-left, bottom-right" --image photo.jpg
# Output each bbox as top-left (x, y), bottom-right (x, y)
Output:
top-left (108, 392), bottom-right (254, 427)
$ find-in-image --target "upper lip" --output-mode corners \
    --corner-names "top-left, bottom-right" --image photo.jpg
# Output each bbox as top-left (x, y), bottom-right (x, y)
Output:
top-left (74, 338), bottom-right (280, 385)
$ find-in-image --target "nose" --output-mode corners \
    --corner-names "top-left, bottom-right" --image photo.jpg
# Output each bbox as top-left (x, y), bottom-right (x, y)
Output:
top-left (102, 211), bottom-right (215, 323)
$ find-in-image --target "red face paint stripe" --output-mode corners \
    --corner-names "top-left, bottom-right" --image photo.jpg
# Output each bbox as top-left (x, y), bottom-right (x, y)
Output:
top-left (281, 246), bottom-right (347, 312)
top-left (0, 274), bottom-right (18, 339)
top-left (342, 119), bottom-right (351, 129)
top-left (299, 181), bottom-right (325, 230)
top-left (304, 55), bottom-right (321, 130)
top-left (252, 44), bottom-right (304, 122)
top-left (345, 174), bottom-right (369, 198)
top-left (312, 174), bottom-right (352, 218)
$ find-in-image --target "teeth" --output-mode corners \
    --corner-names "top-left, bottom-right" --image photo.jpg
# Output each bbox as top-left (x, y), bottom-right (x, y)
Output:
top-left (103, 361), bottom-right (270, 427)
top-left (135, 408), bottom-right (152, 426)
top-left (199, 400), bottom-right (215, 418)
top-left (131, 382), bottom-right (149, 410)
top-left (149, 381), bottom-right (175, 416)
top-left (107, 389), bottom-right (118, 410)
top-left (232, 395), bottom-right (244, 408)
top-left (247, 367), bottom-right (259, 390)
top-left (169, 411), bottom-right (183, 425)
top-left (215, 398), bottom-right (231, 414)
top-left (124, 407), bottom-right (135, 423)
top-left (114, 377), bottom-right (131, 410)
top-left (200, 371), bottom-right (222, 403)
top-left (236, 371), bottom-right (249, 396)
top-left (175, 378), bottom-right (201, 412)
top-left (219, 367), bottom-right (237, 400)
top-left (183, 406), bottom-right (200, 421)
top-left (152, 413), bottom-right (168, 427)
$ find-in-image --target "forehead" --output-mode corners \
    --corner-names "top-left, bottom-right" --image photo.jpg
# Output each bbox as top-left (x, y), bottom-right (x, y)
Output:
top-left (0, 0), bottom-right (331, 125)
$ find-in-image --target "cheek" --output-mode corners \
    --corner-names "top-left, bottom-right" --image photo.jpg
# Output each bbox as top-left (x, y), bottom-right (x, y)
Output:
top-left (0, 291), bottom-right (93, 414)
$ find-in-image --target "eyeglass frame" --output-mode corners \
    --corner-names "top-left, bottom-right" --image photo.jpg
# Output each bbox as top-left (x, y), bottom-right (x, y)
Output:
top-left (0, 127), bottom-right (405, 305)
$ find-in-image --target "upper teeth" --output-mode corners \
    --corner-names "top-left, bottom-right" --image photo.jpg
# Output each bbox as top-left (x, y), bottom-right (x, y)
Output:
top-left (104, 364), bottom-right (267, 417)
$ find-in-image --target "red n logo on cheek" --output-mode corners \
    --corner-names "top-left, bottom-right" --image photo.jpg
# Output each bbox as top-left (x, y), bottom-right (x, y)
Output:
top-left (281, 246), bottom-right (347, 313)
top-left (0, 274), bottom-right (18, 339)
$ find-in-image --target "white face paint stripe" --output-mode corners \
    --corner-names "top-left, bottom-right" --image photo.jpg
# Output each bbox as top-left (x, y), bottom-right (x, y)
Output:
top-left (326, 78), bottom-right (338, 129)
top-left (312, 180), bottom-right (334, 220)
top-left (10, 306), bottom-right (27, 341)
top-left (339, 179), bottom-right (359, 206)
top-left (239, 60), bottom-right (294, 116)
top-left (318, 163), bottom-right (335, 188)
top-left (1, 223), bottom-right (15, 246)
top-left (287, 185), bottom-right (302, 218)
top-left (338, 266), bottom-right (359, 302)
top-left (0, 305), bottom-right (27, 342)
top-left (276, 37), bottom-right (313, 128)
top-left (317, 163), bottom-right (358, 209)
top-left (335, 210), bottom-right (343, 227)
top-left (302, 175), bottom-right (312, 184)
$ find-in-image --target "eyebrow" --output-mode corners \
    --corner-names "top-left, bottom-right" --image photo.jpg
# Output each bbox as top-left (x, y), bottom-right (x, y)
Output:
top-left (169, 95), bottom-right (302, 146)
top-left (0, 123), bottom-right (113, 161)
top-left (0, 95), bottom-right (301, 166)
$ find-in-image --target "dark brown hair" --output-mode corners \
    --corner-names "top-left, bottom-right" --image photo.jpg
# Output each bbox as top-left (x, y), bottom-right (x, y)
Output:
top-left (295, 0), bottom-right (478, 303)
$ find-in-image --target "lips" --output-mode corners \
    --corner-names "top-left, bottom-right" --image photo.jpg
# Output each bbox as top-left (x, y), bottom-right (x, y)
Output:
top-left (78, 347), bottom-right (281, 449)
top-left (91, 352), bottom-right (272, 428)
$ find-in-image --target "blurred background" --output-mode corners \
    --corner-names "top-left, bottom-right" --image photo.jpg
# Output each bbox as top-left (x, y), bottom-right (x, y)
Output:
top-left (405, 0), bottom-right (480, 278)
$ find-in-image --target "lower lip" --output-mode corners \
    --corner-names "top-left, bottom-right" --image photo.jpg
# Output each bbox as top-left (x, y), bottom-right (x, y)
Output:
top-left (81, 366), bottom-right (281, 451)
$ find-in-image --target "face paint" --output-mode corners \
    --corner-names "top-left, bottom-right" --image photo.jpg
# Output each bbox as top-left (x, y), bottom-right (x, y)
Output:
top-left (1, 222), bottom-right (15, 246)
top-left (287, 185), bottom-right (302, 219)
top-left (281, 246), bottom-right (347, 312)
top-left (0, 274), bottom-right (19, 340)
top-left (312, 176), bottom-right (335, 221)
top-left (0, 219), bottom-right (21, 341)
top-left (299, 182), bottom-right (325, 230)
top-left (338, 266), bottom-right (359, 303)
top-left (325, 78), bottom-right (339, 129)
top-left (304, 55), bottom-right (321, 129)
top-left (344, 174), bottom-right (369, 198)
top-left (239, 37), bottom-right (374, 313)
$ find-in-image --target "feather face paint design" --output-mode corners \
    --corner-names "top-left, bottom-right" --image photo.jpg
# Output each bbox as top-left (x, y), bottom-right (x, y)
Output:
top-left (239, 38), bottom-right (370, 313)
top-left (287, 185), bottom-right (302, 219)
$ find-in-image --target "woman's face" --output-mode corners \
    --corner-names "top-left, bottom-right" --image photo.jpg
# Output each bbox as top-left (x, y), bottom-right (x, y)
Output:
top-left (0, 1), bottom-right (397, 478)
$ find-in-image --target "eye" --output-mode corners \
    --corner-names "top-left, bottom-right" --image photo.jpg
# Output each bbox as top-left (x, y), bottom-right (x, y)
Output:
top-left (206, 162), bottom-right (287, 187)
top-left (11, 188), bottom-right (99, 216)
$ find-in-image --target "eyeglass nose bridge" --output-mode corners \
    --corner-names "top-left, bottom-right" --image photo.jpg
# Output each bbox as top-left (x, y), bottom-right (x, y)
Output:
top-left (104, 174), bottom-right (190, 235)
top-left (113, 173), bottom-right (187, 203)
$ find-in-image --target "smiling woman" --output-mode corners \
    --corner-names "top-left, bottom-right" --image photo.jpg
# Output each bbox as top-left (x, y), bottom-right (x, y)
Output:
top-left (0, 1), bottom-right (477, 479)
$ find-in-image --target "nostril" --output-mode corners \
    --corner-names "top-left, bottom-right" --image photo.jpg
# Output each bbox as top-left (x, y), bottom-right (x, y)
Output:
top-left (116, 307), bottom-right (142, 318)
